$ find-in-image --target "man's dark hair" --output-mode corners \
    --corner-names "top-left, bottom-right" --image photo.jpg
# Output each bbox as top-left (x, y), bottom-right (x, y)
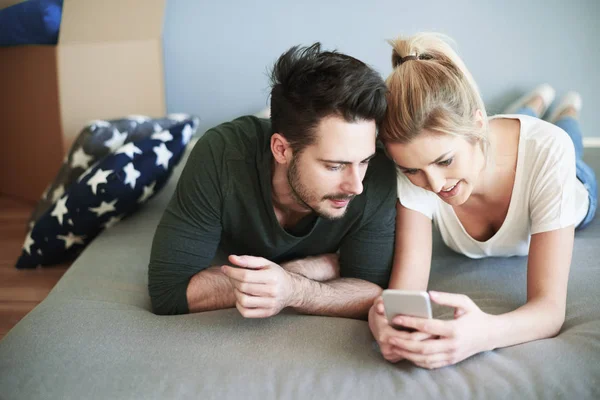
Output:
top-left (269, 43), bottom-right (388, 153)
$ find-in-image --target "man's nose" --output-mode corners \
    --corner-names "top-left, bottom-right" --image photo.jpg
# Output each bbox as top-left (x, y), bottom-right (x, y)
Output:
top-left (341, 166), bottom-right (364, 195)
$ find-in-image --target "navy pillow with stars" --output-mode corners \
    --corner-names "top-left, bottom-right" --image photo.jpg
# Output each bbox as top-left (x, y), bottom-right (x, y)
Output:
top-left (28, 113), bottom-right (199, 227)
top-left (16, 118), bottom-right (194, 268)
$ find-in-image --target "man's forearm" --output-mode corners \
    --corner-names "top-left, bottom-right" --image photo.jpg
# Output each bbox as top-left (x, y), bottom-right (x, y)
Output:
top-left (281, 253), bottom-right (339, 282)
top-left (185, 253), bottom-right (339, 314)
top-left (186, 255), bottom-right (379, 318)
top-left (186, 266), bottom-right (236, 313)
top-left (288, 274), bottom-right (382, 320)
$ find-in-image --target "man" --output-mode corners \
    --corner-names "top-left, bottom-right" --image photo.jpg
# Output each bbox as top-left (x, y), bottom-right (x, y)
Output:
top-left (148, 43), bottom-right (397, 318)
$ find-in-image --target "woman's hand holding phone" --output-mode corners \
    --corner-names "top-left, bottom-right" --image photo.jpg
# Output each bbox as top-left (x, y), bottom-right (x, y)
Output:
top-left (368, 295), bottom-right (434, 363)
top-left (381, 291), bottom-right (495, 369)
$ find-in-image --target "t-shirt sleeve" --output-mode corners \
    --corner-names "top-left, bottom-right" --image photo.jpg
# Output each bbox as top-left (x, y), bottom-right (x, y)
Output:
top-left (147, 131), bottom-right (227, 315)
top-left (337, 152), bottom-right (397, 288)
top-left (529, 131), bottom-right (578, 234)
top-left (396, 169), bottom-right (437, 219)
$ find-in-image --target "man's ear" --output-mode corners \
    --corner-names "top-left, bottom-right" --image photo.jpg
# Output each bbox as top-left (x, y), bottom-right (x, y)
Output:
top-left (271, 133), bottom-right (293, 165)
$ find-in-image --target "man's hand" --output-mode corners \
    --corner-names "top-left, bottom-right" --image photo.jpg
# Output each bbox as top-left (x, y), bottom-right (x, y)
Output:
top-left (221, 255), bottom-right (299, 318)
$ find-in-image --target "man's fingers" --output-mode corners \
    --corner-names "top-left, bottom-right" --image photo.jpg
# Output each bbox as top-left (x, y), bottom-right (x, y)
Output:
top-left (234, 288), bottom-right (276, 308)
top-left (228, 255), bottom-right (272, 269)
top-left (221, 265), bottom-right (266, 283)
top-left (235, 303), bottom-right (270, 318)
top-left (236, 282), bottom-right (275, 297)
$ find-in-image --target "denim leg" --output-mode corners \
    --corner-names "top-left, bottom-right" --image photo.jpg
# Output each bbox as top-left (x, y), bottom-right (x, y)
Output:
top-left (555, 117), bottom-right (584, 160)
top-left (575, 160), bottom-right (598, 230)
top-left (553, 117), bottom-right (597, 229)
top-left (515, 107), bottom-right (538, 118)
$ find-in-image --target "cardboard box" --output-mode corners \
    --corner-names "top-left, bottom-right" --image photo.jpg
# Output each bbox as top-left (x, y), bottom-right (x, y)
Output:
top-left (0, 0), bottom-right (24, 8)
top-left (0, 0), bottom-right (167, 202)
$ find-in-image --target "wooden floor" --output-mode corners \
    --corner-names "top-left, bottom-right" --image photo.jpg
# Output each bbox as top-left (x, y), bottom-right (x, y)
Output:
top-left (0, 196), bottom-right (69, 341)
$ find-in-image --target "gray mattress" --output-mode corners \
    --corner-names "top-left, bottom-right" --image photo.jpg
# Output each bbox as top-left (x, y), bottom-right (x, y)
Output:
top-left (1, 143), bottom-right (599, 400)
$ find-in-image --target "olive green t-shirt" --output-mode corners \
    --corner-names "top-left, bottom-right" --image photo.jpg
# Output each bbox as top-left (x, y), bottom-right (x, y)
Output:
top-left (148, 116), bottom-right (397, 315)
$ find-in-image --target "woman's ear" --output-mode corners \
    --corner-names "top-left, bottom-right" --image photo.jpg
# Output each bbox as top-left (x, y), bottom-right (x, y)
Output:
top-left (474, 109), bottom-right (485, 129)
top-left (271, 133), bottom-right (293, 165)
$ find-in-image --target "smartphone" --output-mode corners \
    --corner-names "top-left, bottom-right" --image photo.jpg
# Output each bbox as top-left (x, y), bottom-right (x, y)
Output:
top-left (382, 289), bottom-right (432, 322)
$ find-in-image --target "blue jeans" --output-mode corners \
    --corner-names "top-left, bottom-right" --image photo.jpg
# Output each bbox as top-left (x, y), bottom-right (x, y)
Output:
top-left (516, 107), bottom-right (597, 230)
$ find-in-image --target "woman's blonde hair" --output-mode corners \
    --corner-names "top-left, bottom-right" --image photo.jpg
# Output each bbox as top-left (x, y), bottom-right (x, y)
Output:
top-left (380, 32), bottom-right (490, 154)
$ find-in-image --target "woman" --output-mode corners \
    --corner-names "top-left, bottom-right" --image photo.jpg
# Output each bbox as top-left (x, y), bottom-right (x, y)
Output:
top-left (369, 33), bottom-right (597, 369)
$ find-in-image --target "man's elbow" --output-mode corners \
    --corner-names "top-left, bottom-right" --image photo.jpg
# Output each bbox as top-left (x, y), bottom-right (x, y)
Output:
top-left (148, 279), bottom-right (189, 316)
top-left (150, 296), bottom-right (183, 316)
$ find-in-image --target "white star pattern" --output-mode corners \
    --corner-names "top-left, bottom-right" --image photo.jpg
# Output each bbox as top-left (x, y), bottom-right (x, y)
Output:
top-left (17, 115), bottom-right (192, 268)
top-left (87, 169), bottom-right (113, 195)
top-left (57, 232), bottom-right (85, 249)
top-left (138, 181), bottom-right (156, 204)
top-left (103, 215), bottom-right (124, 229)
top-left (89, 199), bottom-right (117, 217)
top-left (123, 163), bottom-right (141, 189)
top-left (115, 142), bottom-right (142, 159)
top-left (87, 120), bottom-right (110, 130)
top-left (126, 115), bottom-right (150, 123)
top-left (168, 113), bottom-right (189, 122)
top-left (51, 184), bottom-right (65, 203)
top-left (51, 195), bottom-right (69, 225)
top-left (182, 124), bottom-right (193, 145)
top-left (104, 128), bottom-right (128, 152)
top-left (153, 143), bottom-right (173, 170)
top-left (23, 231), bottom-right (35, 255)
top-left (70, 146), bottom-right (93, 169)
top-left (78, 160), bottom-right (101, 183)
top-left (151, 130), bottom-right (173, 142)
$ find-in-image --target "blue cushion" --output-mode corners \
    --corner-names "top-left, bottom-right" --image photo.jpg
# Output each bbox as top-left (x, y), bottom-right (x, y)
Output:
top-left (0, 0), bottom-right (63, 46)
top-left (28, 114), bottom-right (199, 226)
top-left (16, 118), bottom-right (194, 268)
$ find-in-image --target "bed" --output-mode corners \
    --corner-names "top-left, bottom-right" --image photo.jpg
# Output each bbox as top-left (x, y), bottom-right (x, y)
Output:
top-left (1, 141), bottom-right (598, 399)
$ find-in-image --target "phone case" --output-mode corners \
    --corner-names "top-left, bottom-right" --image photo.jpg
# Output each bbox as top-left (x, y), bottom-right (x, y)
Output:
top-left (382, 289), bottom-right (432, 320)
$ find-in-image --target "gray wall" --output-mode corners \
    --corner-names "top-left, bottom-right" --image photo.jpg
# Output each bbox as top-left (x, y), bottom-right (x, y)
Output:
top-left (163, 0), bottom-right (600, 137)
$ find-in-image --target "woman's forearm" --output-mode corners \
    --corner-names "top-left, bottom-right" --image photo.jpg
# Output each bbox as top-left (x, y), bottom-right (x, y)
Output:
top-left (487, 298), bottom-right (565, 350)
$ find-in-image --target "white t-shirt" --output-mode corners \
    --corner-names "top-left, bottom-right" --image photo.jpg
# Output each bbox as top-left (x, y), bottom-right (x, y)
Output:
top-left (396, 114), bottom-right (589, 259)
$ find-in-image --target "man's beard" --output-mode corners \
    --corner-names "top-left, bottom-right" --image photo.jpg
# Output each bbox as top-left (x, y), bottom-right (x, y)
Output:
top-left (287, 156), bottom-right (354, 220)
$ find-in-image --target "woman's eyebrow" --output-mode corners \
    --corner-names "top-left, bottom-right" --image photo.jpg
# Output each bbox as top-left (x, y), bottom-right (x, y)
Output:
top-left (395, 151), bottom-right (452, 170)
